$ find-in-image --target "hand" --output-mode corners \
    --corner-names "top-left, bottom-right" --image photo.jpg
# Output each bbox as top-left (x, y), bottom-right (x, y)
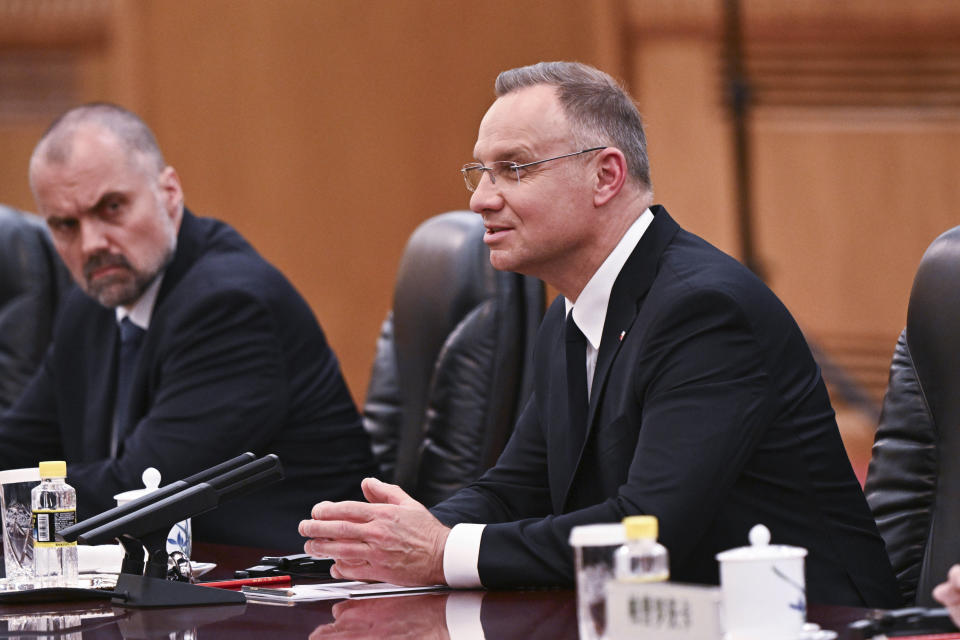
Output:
top-left (298, 477), bottom-right (451, 586)
top-left (308, 593), bottom-right (450, 640)
top-left (933, 564), bottom-right (960, 627)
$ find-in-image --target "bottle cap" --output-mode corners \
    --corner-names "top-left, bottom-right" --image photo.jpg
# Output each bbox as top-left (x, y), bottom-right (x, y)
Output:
top-left (568, 523), bottom-right (626, 547)
top-left (623, 515), bottom-right (658, 540)
top-left (38, 460), bottom-right (66, 479)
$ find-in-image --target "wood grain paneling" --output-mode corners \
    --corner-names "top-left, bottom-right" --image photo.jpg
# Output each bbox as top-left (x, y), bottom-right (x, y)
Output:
top-left (0, 0), bottom-right (615, 403)
top-left (627, 0), bottom-right (960, 408)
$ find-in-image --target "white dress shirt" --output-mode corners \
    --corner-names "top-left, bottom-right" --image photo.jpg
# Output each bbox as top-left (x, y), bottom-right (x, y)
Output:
top-left (442, 208), bottom-right (655, 589)
top-left (114, 273), bottom-right (164, 331)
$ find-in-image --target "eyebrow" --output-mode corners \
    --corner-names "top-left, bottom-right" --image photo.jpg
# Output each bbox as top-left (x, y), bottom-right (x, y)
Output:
top-left (474, 146), bottom-right (531, 164)
top-left (87, 190), bottom-right (126, 213)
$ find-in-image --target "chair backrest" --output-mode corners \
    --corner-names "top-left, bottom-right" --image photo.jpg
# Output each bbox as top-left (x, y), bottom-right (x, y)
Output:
top-left (0, 205), bottom-right (72, 411)
top-left (362, 211), bottom-right (545, 506)
top-left (865, 225), bottom-right (960, 606)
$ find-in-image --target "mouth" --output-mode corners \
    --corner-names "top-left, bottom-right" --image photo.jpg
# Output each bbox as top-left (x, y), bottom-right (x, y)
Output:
top-left (90, 264), bottom-right (126, 279)
top-left (483, 223), bottom-right (513, 243)
top-left (84, 253), bottom-right (132, 284)
top-left (87, 263), bottom-right (133, 285)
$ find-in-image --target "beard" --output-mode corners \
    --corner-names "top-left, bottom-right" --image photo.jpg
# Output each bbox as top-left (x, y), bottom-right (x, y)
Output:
top-left (82, 245), bottom-right (174, 308)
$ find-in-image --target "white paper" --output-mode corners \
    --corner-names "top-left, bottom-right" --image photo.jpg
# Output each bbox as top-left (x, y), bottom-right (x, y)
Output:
top-left (241, 581), bottom-right (448, 602)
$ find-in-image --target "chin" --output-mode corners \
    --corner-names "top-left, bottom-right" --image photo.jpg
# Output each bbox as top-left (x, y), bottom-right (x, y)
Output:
top-left (89, 283), bottom-right (139, 308)
top-left (487, 251), bottom-right (518, 274)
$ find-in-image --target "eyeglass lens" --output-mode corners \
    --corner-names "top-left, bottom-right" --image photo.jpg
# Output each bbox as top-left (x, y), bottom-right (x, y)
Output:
top-left (462, 162), bottom-right (519, 192)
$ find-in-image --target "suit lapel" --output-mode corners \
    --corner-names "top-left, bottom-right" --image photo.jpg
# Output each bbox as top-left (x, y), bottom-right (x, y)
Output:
top-left (109, 210), bottom-right (207, 455)
top-left (559, 206), bottom-right (681, 508)
top-left (154, 209), bottom-right (203, 314)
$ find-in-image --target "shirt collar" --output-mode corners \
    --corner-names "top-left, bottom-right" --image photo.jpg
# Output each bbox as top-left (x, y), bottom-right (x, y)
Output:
top-left (564, 208), bottom-right (654, 350)
top-left (115, 272), bottom-right (164, 330)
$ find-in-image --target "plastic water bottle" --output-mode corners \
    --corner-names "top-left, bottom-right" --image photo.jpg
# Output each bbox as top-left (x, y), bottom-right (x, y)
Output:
top-left (31, 461), bottom-right (78, 587)
top-left (615, 515), bottom-right (669, 582)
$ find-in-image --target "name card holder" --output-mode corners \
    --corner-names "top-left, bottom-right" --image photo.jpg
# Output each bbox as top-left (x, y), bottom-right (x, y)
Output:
top-left (606, 581), bottom-right (723, 640)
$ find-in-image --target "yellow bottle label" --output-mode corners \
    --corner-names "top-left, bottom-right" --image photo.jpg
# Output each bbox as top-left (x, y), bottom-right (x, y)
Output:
top-left (32, 509), bottom-right (77, 548)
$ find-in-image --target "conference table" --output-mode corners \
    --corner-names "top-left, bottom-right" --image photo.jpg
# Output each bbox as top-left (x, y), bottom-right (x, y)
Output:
top-left (0, 543), bottom-right (891, 639)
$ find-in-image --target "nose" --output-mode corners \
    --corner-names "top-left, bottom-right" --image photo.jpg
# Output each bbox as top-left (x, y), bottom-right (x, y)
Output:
top-left (79, 218), bottom-right (110, 257)
top-left (469, 172), bottom-right (504, 215)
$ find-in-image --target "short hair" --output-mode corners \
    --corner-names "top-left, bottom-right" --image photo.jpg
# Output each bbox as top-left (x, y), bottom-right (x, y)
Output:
top-left (32, 102), bottom-right (165, 175)
top-left (495, 61), bottom-right (651, 190)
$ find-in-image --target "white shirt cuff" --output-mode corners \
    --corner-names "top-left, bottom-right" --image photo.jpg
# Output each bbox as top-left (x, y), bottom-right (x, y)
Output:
top-left (443, 523), bottom-right (485, 588)
top-left (444, 590), bottom-right (486, 640)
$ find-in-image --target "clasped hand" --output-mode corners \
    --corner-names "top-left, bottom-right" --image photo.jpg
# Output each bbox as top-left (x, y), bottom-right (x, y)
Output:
top-left (933, 564), bottom-right (960, 628)
top-left (298, 477), bottom-right (451, 586)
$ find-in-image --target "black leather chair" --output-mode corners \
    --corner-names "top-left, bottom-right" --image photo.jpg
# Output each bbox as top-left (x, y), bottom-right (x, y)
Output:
top-left (0, 205), bottom-right (72, 411)
top-left (362, 211), bottom-right (545, 506)
top-left (864, 225), bottom-right (960, 606)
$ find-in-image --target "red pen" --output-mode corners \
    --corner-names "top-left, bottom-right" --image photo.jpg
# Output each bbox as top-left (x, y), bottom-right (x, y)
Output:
top-left (198, 575), bottom-right (292, 590)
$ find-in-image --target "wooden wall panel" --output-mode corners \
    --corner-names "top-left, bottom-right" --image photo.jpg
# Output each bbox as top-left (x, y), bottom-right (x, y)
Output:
top-left (624, 0), bottom-right (960, 472)
top-left (631, 37), bottom-right (739, 255)
top-left (0, 0), bottom-right (618, 402)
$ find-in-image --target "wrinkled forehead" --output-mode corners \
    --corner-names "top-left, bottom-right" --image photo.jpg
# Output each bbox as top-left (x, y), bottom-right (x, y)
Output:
top-left (473, 84), bottom-right (572, 162)
top-left (30, 127), bottom-right (154, 214)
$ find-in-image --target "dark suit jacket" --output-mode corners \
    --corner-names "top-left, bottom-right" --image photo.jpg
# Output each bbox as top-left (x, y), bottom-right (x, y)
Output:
top-left (0, 210), bottom-right (376, 549)
top-left (432, 206), bottom-right (901, 607)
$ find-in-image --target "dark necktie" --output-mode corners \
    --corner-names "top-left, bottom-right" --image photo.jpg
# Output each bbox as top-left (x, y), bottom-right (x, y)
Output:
top-left (565, 313), bottom-right (589, 439)
top-left (112, 317), bottom-right (145, 457)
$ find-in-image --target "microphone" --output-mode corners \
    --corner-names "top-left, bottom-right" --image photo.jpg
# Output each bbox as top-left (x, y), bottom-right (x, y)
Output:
top-left (60, 452), bottom-right (257, 543)
top-left (77, 454), bottom-right (282, 545)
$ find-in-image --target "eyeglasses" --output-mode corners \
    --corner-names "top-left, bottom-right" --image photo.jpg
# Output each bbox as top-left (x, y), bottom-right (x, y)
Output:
top-left (460, 146), bottom-right (607, 192)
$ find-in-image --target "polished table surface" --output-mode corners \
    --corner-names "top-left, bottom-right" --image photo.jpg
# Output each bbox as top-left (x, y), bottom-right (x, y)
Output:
top-left (0, 543), bottom-right (882, 639)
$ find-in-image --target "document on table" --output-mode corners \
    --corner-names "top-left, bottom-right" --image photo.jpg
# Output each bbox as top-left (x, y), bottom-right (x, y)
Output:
top-left (242, 581), bottom-right (448, 602)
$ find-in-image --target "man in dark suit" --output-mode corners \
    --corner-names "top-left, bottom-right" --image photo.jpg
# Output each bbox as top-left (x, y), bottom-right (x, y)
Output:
top-left (0, 103), bottom-right (375, 549)
top-left (299, 62), bottom-right (901, 606)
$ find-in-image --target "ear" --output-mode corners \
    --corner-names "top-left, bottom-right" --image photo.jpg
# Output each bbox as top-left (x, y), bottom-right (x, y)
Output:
top-left (593, 148), bottom-right (628, 207)
top-left (157, 166), bottom-right (185, 228)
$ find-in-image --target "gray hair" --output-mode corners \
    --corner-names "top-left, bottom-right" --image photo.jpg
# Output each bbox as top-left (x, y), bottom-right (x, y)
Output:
top-left (32, 102), bottom-right (165, 175)
top-left (495, 61), bottom-right (651, 190)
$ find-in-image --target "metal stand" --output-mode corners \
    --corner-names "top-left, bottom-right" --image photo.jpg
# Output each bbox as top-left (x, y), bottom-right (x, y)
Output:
top-left (111, 531), bottom-right (244, 608)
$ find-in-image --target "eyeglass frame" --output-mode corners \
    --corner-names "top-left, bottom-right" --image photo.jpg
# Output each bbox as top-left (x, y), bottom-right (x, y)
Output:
top-left (460, 146), bottom-right (607, 192)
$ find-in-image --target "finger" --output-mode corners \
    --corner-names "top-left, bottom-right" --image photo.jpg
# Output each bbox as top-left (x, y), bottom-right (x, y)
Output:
top-left (331, 556), bottom-right (367, 572)
top-left (934, 581), bottom-right (960, 606)
top-left (312, 500), bottom-right (379, 522)
top-left (299, 519), bottom-right (327, 538)
top-left (310, 501), bottom-right (331, 519)
top-left (307, 623), bottom-right (338, 640)
top-left (949, 564), bottom-right (960, 587)
top-left (300, 517), bottom-right (375, 541)
top-left (305, 538), bottom-right (379, 563)
top-left (330, 559), bottom-right (390, 584)
top-left (361, 477), bottom-right (418, 506)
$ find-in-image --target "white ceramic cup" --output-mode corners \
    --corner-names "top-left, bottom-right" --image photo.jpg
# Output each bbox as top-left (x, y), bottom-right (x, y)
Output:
top-left (716, 524), bottom-right (807, 640)
top-left (113, 468), bottom-right (191, 559)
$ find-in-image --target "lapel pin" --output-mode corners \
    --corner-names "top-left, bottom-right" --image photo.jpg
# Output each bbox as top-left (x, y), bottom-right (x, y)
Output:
top-left (619, 330), bottom-right (626, 342)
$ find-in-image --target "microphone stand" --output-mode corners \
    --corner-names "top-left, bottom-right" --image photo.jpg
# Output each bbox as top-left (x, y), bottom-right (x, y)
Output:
top-left (61, 454), bottom-right (284, 608)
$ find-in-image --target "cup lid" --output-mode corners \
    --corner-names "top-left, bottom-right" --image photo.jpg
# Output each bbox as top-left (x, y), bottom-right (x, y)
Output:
top-left (0, 467), bottom-right (40, 484)
top-left (113, 467), bottom-right (162, 503)
top-left (715, 524), bottom-right (808, 562)
top-left (569, 523), bottom-right (626, 547)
